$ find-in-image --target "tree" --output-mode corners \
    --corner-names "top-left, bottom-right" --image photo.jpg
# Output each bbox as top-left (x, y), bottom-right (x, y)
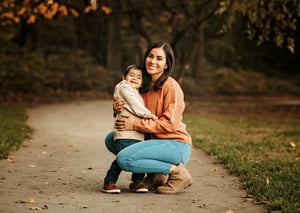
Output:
top-left (105, 0), bottom-right (121, 73)
top-left (124, 0), bottom-right (224, 81)
top-left (223, 0), bottom-right (300, 53)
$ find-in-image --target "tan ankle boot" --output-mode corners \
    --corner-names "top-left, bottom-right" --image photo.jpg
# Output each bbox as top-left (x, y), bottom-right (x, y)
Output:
top-left (129, 173), bottom-right (168, 190)
top-left (145, 173), bottom-right (168, 190)
top-left (157, 163), bottom-right (193, 194)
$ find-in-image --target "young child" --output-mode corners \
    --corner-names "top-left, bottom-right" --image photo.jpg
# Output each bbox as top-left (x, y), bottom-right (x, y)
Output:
top-left (102, 64), bottom-right (157, 194)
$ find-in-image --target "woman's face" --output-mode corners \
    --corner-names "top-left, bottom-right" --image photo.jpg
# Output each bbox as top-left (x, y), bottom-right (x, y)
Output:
top-left (145, 47), bottom-right (167, 81)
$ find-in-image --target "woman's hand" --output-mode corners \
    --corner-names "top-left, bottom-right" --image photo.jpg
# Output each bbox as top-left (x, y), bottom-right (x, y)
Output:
top-left (116, 113), bottom-right (136, 131)
top-left (144, 113), bottom-right (158, 120)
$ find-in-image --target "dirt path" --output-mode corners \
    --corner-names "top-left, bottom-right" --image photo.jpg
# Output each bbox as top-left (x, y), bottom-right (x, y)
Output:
top-left (0, 100), bottom-right (266, 213)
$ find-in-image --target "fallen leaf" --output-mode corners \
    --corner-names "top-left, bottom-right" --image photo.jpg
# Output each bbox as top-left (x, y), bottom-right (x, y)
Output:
top-left (27, 198), bottom-right (35, 203)
top-left (15, 198), bottom-right (35, 204)
top-left (29, 207), bottom-right (41, 210)
top-left (252, 199), bottom-right (267, 205)
top-left (11, 146), bottom-right (17, 151)
top-left (22, 140), bottom-right (31, 147)
top-left (266, 176), bottom-right (270, 185)
top-left (198, 203), bottom-right (206, 208)
top-left (290, 142), bottom-right (296, 148)
top-left (7, 155), bottom-right (15, 163)
top-left (242, 194), bottom-right (253, 198)
top-left (242, 194), bottom-right (255, 202)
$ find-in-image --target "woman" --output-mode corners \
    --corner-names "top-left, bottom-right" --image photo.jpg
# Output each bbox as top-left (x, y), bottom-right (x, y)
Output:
top-left (105, 41), bottom-right (193, 194)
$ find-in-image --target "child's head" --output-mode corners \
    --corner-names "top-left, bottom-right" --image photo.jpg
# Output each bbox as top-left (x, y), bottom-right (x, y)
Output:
top-left (123, 64), bottom-right (143, 90)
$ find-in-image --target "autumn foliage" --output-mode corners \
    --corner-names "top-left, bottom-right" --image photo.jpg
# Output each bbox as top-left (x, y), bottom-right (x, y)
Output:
top-left (0, 0), bottom-right (110, 25)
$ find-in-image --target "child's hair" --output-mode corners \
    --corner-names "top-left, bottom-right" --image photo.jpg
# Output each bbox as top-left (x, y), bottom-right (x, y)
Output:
top-left (123, 64), bottom-right (142, 76)
top-left (123, 64), bottom-right (147, 93)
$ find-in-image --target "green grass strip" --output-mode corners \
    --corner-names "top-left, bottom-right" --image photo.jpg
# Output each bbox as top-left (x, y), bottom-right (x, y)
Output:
top-left (0, 105), bottom-right (32, 159)
top-left (186, 114), bottom-right (300, 213)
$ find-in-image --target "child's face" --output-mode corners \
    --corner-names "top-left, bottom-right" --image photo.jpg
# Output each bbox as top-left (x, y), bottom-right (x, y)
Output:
top-left (124, 68), bottom-right (143, 89)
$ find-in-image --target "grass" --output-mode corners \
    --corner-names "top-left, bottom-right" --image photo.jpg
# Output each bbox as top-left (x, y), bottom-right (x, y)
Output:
top-left (185, 98), bottom-right (300, 213)
top-left (0, 105), bottom-right (32, 159)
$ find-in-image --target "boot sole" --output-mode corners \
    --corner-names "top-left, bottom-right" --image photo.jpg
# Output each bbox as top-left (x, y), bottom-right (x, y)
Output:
top-left (156, 178), bottom-right (193, 194)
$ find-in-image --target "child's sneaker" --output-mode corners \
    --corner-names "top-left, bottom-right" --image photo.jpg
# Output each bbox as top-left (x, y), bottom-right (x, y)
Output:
top-left (132, 182), bottom-right (148, 193)
top-left (102, 183), bottom-right (121, 194)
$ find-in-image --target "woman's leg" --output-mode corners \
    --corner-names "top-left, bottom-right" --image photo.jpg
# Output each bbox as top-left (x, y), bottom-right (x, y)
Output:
top-left (117, 139), bottom-right (146, 184)
top-left (116, 139), bottom-right (191, 175)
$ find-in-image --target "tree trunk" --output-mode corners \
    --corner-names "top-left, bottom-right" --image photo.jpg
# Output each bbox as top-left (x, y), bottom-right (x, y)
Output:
top-left (106, 0), bottom-right (121, 73)
top-left (193, 23), bottom-right (206, 81)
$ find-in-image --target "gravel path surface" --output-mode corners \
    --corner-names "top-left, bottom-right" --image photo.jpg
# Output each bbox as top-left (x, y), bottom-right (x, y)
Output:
top-left (0, 100), bottom-right (266, 213)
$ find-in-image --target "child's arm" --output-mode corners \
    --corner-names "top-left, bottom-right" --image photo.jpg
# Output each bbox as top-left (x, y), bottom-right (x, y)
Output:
top-left (120, 84), bottom-right (152, 118)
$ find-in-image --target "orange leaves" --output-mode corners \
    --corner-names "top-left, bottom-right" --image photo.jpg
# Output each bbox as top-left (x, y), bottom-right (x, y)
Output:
top-left (101, 6), bottom-right (112, 15)
top-left (1, 11), bottom-right (14, 19)
top-left (90, 0), bottom-right (97, 10)
top-left (58, 5), bottom-right (68, 16)
top-left (84, 6), bottom-right (93, 13)
top-left (36, 2), bottom-right (69, 20)
top-left (27, 14), bottom-right (36, 24)
top-left (0, 0), bottom-right (112, 26)
top-left (69, 8), bottom-right (79, 17)
top-left (37, 2), bottom-right (47, 15)
top-left (84, 4), bottom-right (112, 15)
top-left (0, 1), bottom-right (80, 26)
top-left (43, 2), bottom-right (59, 19)
top-left (17, 7), bottom-right (26, 16)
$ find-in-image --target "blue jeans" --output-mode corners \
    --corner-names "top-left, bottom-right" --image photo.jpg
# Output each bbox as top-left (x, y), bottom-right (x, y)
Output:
top-left (104, 138), bottom-right (145, 184)
top-left (105, 131), bottom-right (191, 176)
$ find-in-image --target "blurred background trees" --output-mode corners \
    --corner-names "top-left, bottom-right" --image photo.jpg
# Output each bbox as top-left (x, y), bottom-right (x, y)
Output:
top-left (1, 0), bottom-right (299, 99)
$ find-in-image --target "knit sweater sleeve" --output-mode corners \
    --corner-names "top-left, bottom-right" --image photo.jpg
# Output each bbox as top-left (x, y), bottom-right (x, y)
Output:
top-left (132, 77), bottom-right (192, 144)
top-left (134, 78), bottom-right (186, 133)
top-left (119, 83), bottom-right (151, 118)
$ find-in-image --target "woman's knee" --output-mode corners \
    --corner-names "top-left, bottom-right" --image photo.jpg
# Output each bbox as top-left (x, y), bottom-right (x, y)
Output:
top-left (116, 150), bottom-right (131, 171)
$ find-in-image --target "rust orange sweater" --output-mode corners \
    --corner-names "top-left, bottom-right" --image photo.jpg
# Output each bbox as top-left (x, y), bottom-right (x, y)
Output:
top-left (133, 77), bottom-right (192, 145)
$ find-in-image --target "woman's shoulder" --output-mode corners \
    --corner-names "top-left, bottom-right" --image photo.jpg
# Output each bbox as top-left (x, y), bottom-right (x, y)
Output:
top-left (162, 77), bottom-right (184, 96)
top-left (164, 77), bottom-right (181, 88)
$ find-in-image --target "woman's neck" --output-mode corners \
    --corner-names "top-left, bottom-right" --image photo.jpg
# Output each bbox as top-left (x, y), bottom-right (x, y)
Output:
top-left (151, 73), bottom-right (163, 83)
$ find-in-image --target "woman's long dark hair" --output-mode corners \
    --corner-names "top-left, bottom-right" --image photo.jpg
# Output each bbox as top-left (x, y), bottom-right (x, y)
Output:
top-left (142, 41), bottom-right (175, 92)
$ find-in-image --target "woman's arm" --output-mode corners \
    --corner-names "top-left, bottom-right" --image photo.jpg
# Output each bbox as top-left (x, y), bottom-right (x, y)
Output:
top-left (118, 78), bottom-right (184, 133)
